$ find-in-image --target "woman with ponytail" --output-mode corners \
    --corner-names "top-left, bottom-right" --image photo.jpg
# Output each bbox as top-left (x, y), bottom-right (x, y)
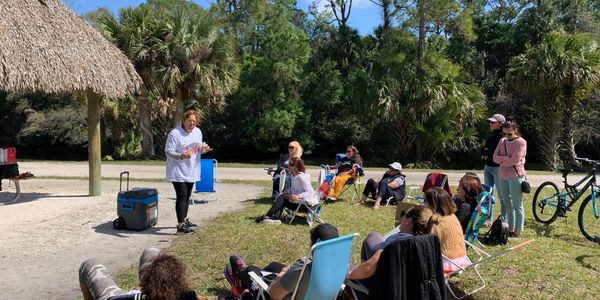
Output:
top-left (346, 205), bottom-right (433, 284)
top-left (424, 187), bottom-right (471, 273)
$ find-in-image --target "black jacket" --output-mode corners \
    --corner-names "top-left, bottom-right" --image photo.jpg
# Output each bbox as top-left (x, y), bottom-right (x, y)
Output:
top-left (482, 129), bottom-right (503, 167)
top-left (369, 235), bottom-right (446, 300)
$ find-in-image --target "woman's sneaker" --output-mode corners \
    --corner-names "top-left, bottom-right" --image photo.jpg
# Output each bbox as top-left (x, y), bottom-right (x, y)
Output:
top-left (224, 264), bottom-right (245, 297)
top-left (176, 224), bottom-right (195, 234)
top-left (185, 218), bottom-right (198, 227)
top-left (261, 218), bottom-right (281, 225)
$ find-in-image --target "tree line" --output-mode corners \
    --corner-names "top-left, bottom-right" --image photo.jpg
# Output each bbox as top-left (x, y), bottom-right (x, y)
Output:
top-left (1, 0), bottom-right (599, 169)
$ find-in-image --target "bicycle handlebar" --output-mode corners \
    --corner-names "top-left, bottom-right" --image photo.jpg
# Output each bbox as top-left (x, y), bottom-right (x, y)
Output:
top-left (575, 157), bottom-right (600, 166)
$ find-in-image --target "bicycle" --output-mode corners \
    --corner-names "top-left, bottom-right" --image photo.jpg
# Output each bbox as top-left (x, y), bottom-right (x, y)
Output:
top-left (532, 157), bottom-right (600, 243)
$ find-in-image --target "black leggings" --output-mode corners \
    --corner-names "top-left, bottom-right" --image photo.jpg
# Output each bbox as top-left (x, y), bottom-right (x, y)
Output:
top-left (172, 182), bottom-right (194, 223)
top-left (362, 178), bottom-right (393, 200)
top-left (238, 262), bottom-right (286, 290)
top-left (265, 194), bottom-right (307, 219)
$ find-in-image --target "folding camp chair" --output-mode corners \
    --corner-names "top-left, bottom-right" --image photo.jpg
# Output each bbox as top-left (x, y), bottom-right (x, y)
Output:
top-left (444, 239), bottom-right (534, 299)
top-left (249, 233), bottom-right (359, 300)
top-left (321, 153), bottom-right (364, 203)
top-left (406, 172), bottom-right (452, 201)
top-left (464, 184), bottom-right (495, 246)
top-left (192, 158), bottom-right (219, 205)
top-left (283, 193), bottom-right (325, 227)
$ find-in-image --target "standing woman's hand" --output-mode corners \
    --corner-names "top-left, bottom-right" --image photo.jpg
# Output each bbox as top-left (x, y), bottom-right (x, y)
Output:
top-left (201, 143), bottom-right (213, 154)
top-left (180, 147), bottom-right (192, 159)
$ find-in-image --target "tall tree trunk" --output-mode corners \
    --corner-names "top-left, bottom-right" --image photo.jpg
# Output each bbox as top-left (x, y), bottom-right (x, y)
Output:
top-left (137, 90), bottom-right (155, 158)
top-left (539, 93), bottom-right (561, 169)
top-left (559, 87), bottom-right (579, 168)
top-left (382, 0), bottom-right (391, 33)
top-left (417, 0), bottom-right (425, 79)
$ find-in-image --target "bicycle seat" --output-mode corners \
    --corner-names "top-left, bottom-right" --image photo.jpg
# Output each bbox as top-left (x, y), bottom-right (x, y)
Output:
top-left (557, 168), bottom-right (573, 175)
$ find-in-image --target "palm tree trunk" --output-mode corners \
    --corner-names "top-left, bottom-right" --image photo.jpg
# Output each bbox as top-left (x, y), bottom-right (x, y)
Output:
top-left (539, 99), bottom-right (561, 169)
top-left (136, 90), bottom-right (155, 158)
top-left (559, 88), bottom-right (579, 168)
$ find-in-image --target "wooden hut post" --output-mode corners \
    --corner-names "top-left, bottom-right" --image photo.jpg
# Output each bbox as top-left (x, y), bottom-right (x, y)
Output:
top-left (87, 91), bottom-right (102, 196)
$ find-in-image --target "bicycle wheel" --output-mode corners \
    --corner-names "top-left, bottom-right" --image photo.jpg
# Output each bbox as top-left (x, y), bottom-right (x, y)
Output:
top-left (578, 194), bottom-right (600, 243)
top-left (532, 181), bottom-right (560, 224)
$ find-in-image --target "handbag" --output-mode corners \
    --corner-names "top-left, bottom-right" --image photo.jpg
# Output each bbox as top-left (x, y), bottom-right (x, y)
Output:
top-left (520, 179), bottom-right (531, 194)
top-left (503, 141), bottom-right (530, 193)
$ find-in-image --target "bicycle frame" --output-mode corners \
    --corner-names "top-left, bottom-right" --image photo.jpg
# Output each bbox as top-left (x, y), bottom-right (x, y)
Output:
top-left (563, 171), bottom-right (595, 209)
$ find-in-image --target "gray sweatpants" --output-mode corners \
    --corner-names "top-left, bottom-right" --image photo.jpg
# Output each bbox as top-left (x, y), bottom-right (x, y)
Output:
top-left (78, 246), bottom-right (160, 300)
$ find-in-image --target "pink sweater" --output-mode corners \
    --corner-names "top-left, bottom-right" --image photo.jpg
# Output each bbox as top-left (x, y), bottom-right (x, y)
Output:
top-left (493, 137), bottom-right (527, 179)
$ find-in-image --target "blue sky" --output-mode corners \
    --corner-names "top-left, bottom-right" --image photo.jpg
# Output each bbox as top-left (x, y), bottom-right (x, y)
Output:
top-left (65, 0), bottom-right (381, 35)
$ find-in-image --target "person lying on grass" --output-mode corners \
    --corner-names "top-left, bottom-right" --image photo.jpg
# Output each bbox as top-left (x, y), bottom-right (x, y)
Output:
top-left (346, 205), bottom-right (433, 289)
top-left (225, 223), bottom-right (340, 299)
top-left (79, 246), bottom-right (205, 300)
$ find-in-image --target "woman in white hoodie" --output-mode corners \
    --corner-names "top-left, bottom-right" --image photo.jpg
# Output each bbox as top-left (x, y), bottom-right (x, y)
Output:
top-left (256, 157), bottom-right (317, 225)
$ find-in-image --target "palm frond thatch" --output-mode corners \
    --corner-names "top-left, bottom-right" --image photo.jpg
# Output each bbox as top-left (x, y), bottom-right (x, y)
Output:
top-left (0, 0), bottom-right (142, 98)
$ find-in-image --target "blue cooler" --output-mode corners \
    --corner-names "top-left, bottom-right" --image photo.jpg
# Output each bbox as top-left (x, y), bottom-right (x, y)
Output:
top-left (113, 171), bottom-right (158, 231)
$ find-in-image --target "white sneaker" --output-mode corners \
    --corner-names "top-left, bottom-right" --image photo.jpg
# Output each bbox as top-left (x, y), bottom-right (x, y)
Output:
top-left (261, 218), bottom-right (281, 225)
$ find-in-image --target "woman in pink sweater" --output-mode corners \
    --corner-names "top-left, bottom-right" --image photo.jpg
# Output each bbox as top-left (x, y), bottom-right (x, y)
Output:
top-left (493, 118), bottom-right (527, 238)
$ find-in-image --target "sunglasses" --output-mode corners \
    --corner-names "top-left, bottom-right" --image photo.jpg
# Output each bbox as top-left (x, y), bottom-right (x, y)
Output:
top-left (502, 132), bottom-right (517, 136)
top-left (400, 211), bottom-right (411, 218)
top-left (288, 146), bottom-right (295, 149)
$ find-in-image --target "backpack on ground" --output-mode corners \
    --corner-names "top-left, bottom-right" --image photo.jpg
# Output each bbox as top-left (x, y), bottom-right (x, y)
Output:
top-left (480, 215), bottom-right (509, 246)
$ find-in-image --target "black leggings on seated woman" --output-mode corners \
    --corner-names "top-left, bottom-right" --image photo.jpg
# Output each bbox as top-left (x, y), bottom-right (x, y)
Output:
top-left (362, 178), bottom-right (393, 200)
top-left (265, 194), bottom-right (308, 219)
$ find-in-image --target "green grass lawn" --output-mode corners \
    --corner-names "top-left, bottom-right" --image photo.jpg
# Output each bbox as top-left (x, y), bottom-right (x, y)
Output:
top-left (114, 182), bottom-right (600, 300)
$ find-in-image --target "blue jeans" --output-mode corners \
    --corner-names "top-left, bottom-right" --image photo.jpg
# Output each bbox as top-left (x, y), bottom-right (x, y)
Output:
top-left (483, 165), bottom-right (500, 220)
top-left (496, 176), bottom-right (525, 233)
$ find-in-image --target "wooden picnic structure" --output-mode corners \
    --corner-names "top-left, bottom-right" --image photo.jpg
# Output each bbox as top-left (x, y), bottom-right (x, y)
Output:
top-left (0, 0), bottom-right (142, 196)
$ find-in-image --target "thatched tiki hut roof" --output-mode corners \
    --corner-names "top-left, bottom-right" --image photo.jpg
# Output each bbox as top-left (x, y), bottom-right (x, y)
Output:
top-left (0, 0), bottom-right (143, 196)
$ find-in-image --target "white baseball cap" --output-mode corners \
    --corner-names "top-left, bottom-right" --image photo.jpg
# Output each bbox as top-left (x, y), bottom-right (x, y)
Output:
top-left (389, 162), bottom-right (402, 171)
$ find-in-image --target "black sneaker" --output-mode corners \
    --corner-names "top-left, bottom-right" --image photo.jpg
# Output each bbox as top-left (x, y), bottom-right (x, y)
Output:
top-left (185, 218), bottom-right (198, 227)
top-left (255, 215), bottom-right (265, 223)
top-left (176, 224), bottom-right (195, 234)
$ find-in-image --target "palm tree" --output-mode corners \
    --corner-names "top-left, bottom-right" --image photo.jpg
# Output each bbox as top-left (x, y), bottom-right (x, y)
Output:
top-left (508, 32), bottom-right (600, 168)
top-left (97, 6), bottom-right (157, 157)
top-left (376, 30), bottom-right (485, 162)
top-left (152, 8), bottom-right (240, 119)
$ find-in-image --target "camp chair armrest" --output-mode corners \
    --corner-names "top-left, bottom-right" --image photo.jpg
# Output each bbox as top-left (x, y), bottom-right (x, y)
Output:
top-left (249, 271), bottom-right (270, 293)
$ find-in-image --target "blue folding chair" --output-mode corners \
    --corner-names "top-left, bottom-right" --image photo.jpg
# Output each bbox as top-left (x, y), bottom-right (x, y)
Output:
top-left (464, 184), bottom-right (494, 246)
top-left (192, 158), bottom-right (219, 205)
top-left (249, 233), bottom-right (359, 300)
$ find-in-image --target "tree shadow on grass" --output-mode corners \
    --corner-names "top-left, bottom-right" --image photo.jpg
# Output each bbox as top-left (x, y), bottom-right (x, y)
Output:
top-left (576, 254), bottom-right (600, 272)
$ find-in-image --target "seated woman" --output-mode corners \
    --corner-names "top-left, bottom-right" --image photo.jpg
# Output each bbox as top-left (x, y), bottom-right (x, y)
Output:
top-left (79, 246), bottom-right (202, 300)
top-left (270, 141), bottom-right (303, 199)
top-left (225, 224), bottom-right (340, 300)
top-left (454, 173), bottom-right (484, 232)
top-left (346, 205), bottom-right (433, 287)
top-left (424, 187), bottom-right (471, 273)
top-left (327, 146), bottom-right (363, 200)
top-left (256, 157), bottom-right (317, 225)
top-left (357, 162), bottom-right (405, 210)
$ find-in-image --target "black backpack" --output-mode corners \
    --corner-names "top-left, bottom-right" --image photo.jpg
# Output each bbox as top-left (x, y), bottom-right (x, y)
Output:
top-left (481, 215), bottom-right (509, 246)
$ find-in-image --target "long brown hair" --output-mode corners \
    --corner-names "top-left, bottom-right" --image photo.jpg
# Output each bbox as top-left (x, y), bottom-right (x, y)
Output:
top-left (289, 157), bottom-right (306, 172)
top-left (460, 175), bottom-right (483, 204)
top-left (424, 187), bottom-right (456, 216)
top-left (140, 254), bottom-right (190, 300)
top-left (346, 145), bottom-right (363, 165)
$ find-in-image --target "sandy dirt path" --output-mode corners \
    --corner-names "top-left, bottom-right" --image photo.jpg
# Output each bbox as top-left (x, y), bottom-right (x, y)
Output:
top-left (17, 160), bottom-right (578, 187)
top-left (0, 175), bottom-right (262, 300)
